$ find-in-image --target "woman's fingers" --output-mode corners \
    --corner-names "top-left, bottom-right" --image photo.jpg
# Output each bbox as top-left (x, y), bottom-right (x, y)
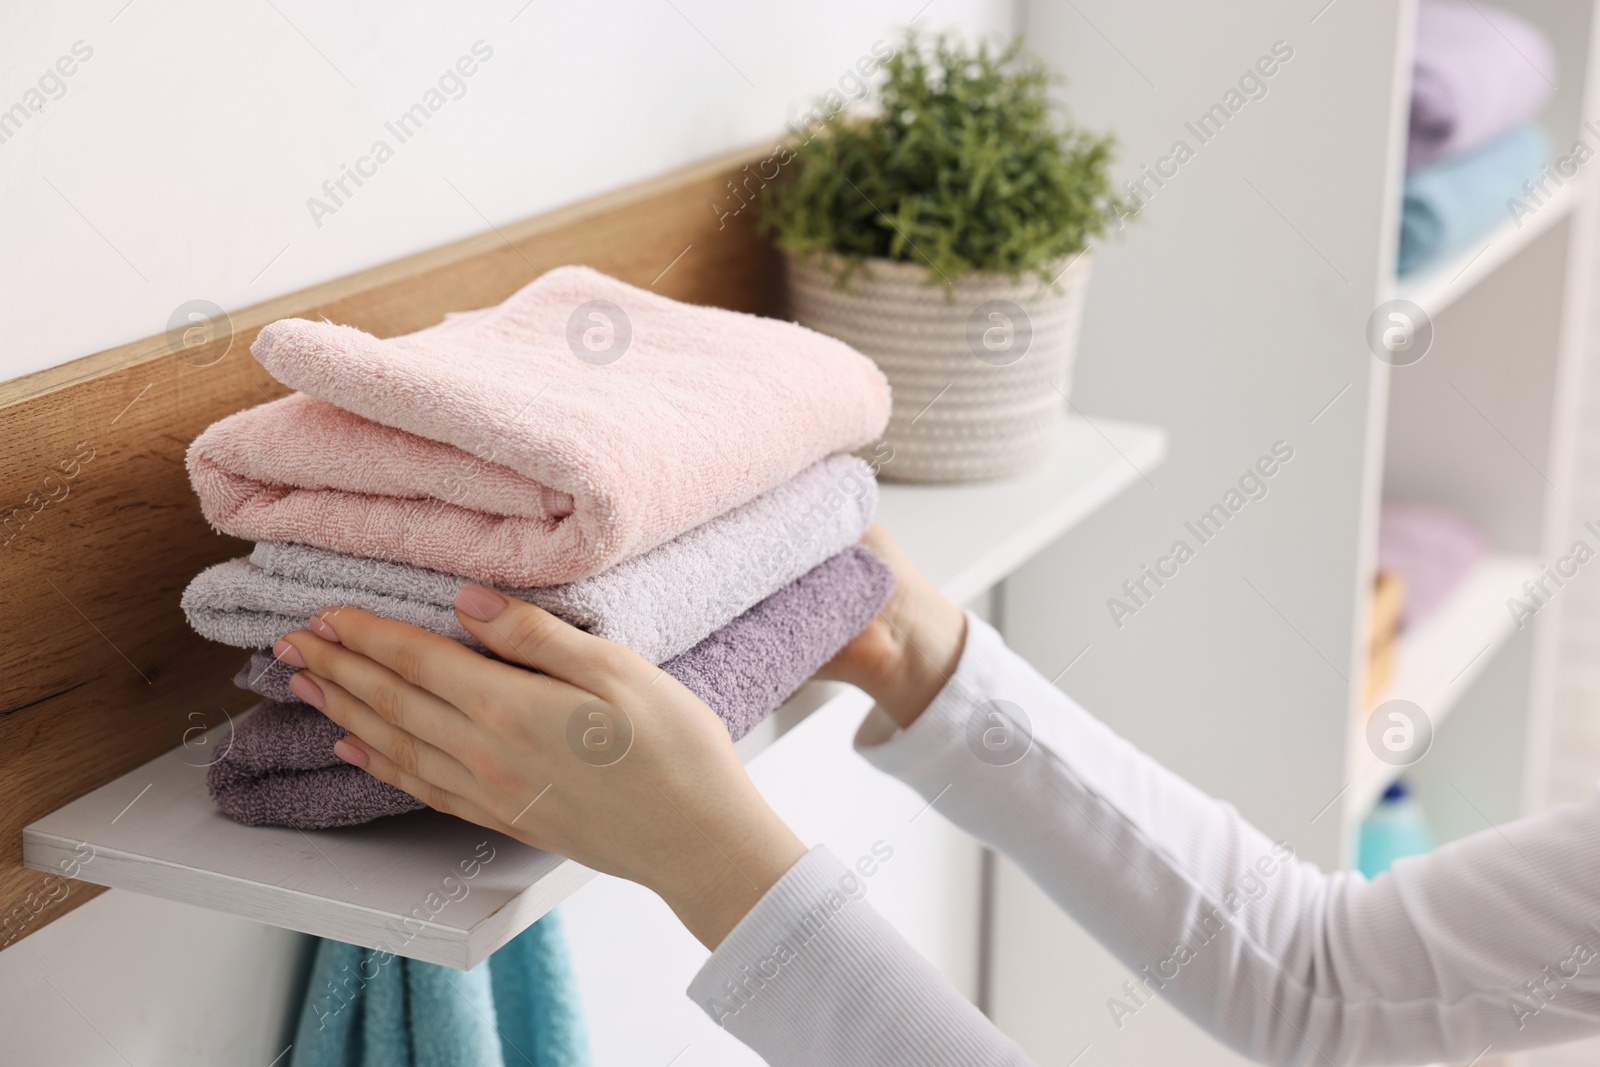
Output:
top-left (287, 606), bottom-right (589, 724)
top-left (332, 732), bottom-right (509, 832)
top-left (453, 584), bottom-right (647, 698)
top-left (287, 665), bottom-right (484, 802)
top-left (276, 625), bottom-right (485, 749)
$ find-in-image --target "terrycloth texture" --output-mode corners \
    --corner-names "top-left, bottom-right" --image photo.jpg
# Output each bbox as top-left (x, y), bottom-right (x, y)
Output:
top-left (658, 542), bottom-right (894, 741)
top-left (289, 912), bottom-right (589, 1067)
top-left (1398, 122), bottom-right (1548, 275)
top-left (182, 455), bottom-right (877, 662)
top-left (186, 265), bottom-right (891, 585)
top-left (1378, 499), bottom-right (1490, 628)
top-left (218, 545), bottom-right (894, 828)
top-left (209, 699), bottom-right (422, 827)
top-left (235, 661), bottom-right (301, 705)
top-left (1408, 0), bottom-right (1555, 171)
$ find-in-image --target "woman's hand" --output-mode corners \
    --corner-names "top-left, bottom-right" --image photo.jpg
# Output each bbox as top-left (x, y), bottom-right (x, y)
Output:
top-left (818, 524), bottom-right (967, 729)
top-left (273, 591), bottom-right (806, 950)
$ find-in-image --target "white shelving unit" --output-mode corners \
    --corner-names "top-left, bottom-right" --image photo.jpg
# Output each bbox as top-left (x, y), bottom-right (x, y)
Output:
top-left (1395, 181), bottom-right (1583, 313)
top-left (1349, 552), bottom-right (1539, 816)
top-left (1372, 132), bottom-right (1598, 843)
top-left (23, 415), bottom-right (1165, 969)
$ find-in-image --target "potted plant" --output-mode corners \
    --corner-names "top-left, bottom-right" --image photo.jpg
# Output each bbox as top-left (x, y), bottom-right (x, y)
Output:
top-left (762, 30), bottom-right (1124, 482)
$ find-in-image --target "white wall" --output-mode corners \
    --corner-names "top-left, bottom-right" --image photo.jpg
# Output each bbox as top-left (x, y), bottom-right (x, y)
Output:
top-left (0, 2), bottom-right (1013, 1064)
top-left (0, 890), bottom-right (312, 1066)
top-left (1, 0), bottom-right (1010, 382)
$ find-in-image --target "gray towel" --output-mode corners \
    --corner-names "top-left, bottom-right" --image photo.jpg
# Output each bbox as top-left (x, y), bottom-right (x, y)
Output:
top-left (183, 454), bottom-right (876, 663)
top-left (235, 543), bottom-right (894, 742)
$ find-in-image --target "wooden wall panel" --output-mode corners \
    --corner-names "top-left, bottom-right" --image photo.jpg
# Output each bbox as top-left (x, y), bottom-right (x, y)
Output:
top-left (0, 144), bottom-right (778, 946)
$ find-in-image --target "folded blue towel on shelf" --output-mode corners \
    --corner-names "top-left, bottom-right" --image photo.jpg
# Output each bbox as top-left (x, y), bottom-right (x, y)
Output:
top-left (289, 911), bottom-right (590, 1067)
top-left (1398, 122), bottom-right (1548, 276)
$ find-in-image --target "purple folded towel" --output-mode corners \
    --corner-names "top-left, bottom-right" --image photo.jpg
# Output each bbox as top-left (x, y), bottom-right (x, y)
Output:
top-left (1408, 0), bottom-right (1555, 172)
top-left (1377, 500), bottom-right (1490, 628)
top-left (211, 544), bottom-right (894, 828)
top-left (207, 700), bottom-right (424, 827)
top-left (652, 541), bottom-right (892, 738)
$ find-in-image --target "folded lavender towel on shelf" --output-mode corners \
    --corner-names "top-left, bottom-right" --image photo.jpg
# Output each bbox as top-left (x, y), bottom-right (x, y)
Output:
top-left (184, 455), bottom-right (876, 664)
top-left (213, 545), bottom-right (895, 828)
top-left (1408, 0), bottom-right (1555, 171)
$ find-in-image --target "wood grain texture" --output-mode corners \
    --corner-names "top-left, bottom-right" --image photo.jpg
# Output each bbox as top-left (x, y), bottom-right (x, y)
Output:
top-left (0, 143), bottom-right (778, 947)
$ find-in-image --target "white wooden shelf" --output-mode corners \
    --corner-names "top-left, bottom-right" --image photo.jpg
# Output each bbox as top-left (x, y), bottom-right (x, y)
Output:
top-left (1348, 553), bottom-right (1538, 817)
top-left (1392, 180), bottom-right (1582, 315)
top-left (24, 415), bottom-right (1166, 969)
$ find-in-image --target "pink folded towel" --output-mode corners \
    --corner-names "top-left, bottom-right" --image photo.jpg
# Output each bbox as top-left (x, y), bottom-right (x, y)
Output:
top-left (1377, 499), bottom-right (1490, 628)
top-left (187, 266), bottom-right (891, 585)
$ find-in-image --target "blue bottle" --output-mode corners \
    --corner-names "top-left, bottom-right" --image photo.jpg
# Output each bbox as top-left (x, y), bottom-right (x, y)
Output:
top-left (1357, 779), bottom-right (1435, 878)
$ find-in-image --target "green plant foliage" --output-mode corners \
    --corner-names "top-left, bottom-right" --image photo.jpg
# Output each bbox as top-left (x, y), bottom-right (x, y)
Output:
top-left (761, 30), bottom-right (1125, 287)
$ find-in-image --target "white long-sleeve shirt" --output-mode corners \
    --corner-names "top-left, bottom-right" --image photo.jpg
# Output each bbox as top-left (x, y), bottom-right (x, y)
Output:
top-left (688, 614), bottom-right (1600, 1066)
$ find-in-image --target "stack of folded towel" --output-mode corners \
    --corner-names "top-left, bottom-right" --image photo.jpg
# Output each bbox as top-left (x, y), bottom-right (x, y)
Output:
top-left (183, 265), bottom-right (895, 830)
top-left (1399, 0), bottom-right (1556, 274)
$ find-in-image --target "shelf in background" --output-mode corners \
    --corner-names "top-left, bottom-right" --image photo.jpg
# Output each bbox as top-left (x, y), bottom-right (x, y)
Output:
top-left (877, 417), bottom-right (1167, 608)
top-left (24, 415), bottom-right (1166, 969)
top-left (1392, 181), bottom-right (1581, 315)
top-left (1348, 553), bottom-right (1538, 817)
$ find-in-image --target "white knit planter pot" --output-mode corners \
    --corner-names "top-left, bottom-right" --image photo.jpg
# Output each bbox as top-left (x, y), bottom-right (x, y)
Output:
top-left (786, 251), bottom-right (1093, 483)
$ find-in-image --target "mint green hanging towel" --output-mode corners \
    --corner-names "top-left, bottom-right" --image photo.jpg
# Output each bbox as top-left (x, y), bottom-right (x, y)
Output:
top-left (289, 911), bottom-right (590, 1067)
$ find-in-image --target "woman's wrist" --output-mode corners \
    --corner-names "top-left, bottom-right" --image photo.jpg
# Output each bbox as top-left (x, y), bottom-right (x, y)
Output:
top-left (643, 531), bottom-right (969, 948)
top-left (868, 578), bottom-right (967, 730)
top-left (650, 801), bottom-right (809, 950)
top-left (816, 524), bottom-right (968, 730)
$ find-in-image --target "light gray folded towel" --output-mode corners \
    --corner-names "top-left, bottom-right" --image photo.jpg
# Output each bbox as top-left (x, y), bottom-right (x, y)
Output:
top-left (181, 454), bottom-right (876, 662)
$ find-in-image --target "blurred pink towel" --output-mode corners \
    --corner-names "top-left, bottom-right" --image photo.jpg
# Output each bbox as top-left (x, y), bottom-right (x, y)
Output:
top-left (1378, 500), bottom-right (1490, 627)
top-left (187, 266), bottom-right (890, 585)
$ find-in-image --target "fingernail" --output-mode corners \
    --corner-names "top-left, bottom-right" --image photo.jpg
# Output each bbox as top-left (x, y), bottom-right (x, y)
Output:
top-left (288, 671), bottom-right (325, 709)
top-left (333, 738), bottom-right (368, 768)
top-left (308, 614), bottom-right (341, 642)
top-left (456, 584), bottom-right (507, 622)
top-left (272, 639), bottom-right (306, 669)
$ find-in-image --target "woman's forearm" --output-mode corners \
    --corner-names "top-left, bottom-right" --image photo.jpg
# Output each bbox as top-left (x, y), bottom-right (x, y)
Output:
top-left (853, 613), bottom-right (1600, 1065)
top-left (698, 523), bottom-right (1600, 1064)
top-left (690, 846), bottom-right (1037, 1066)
